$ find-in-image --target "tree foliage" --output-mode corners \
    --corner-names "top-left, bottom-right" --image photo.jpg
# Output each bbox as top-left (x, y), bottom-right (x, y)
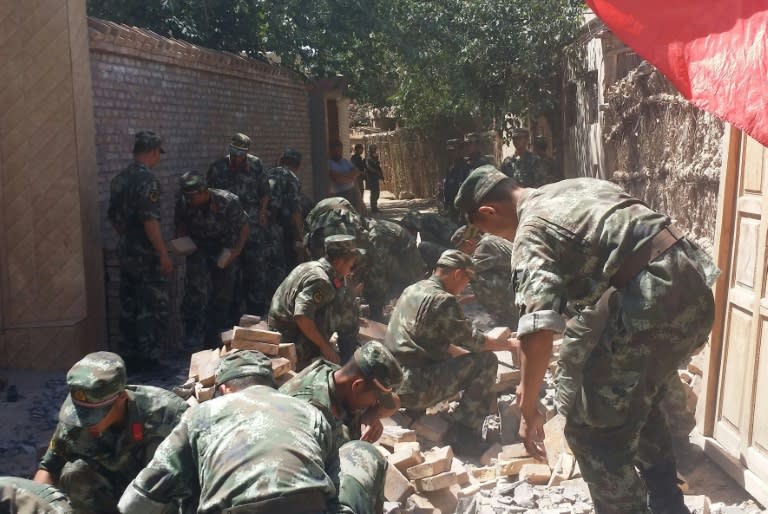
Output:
top-left (87, 0), bottom-right (582, 130)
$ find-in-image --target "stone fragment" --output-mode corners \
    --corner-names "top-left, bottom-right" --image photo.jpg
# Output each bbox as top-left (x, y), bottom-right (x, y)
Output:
top-left (500, 443), bottom-right (529, 460)
top-left (380, 425), bottom-right (418, 449)
top-left (413, 471), bottom-right (457, 492)
top-left (685, 495), bottom-right (711, 514)
top-left (406, 494), bottom-right (437, 514)
top-left (406, 446), bottom-right (453, 480)
top-left (498, 396), bottom-right (522, 444)
top-left (424, 484), bottom-right (460, 513)
top-left (270, 357), bottom-right (291, 378)
top-left (389, 447), bottom-right (424, 473)
top-left (238, 314), bottom-right (261, 327)
top-left (543, 414), bottom-right (569, 469)
top-left (496, 456), bottom-right (536, 477)
top-left (519, 463), bottom-right (551, 484)
top-left (513, 482), bottom-right (537, 509)
top-left (385, 462), bottom-right (415, 503)
top-left (469, 466), bottom-right (496, 483)
top-left (383, 501), bottom-right (402, 514)
top-left (559, 478), bottom-right (590, 498)
top-left (451, 458), bottom-right (469, 486)
top-left (189, 348), bottom-right (220, 387)
top-left (394, 441), bottom-right (421, 453)
top-left (278, 343), bottom-right (297, 370)
top-left (486, 326), bottom-right (512, 342)
top-left (194, 383), bottom-right (215, 402)
top-left (220, 329), bottom-right (234, 345)
top-left (412, 414), bottom-right (450, 443)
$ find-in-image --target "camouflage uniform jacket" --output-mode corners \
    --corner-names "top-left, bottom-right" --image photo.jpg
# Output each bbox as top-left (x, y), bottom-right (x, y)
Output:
top-left (266, 165), bottom-right (302, 228)
top-left (279, 360), bottom-right (362, 445)
top-left (107, 161), bottom-right (162, 257)
top-left (471, 233), bottom-right (516, 320)
top-left (120, 386), bottom-right (348, 514)
top-left (511, 178), bottom-right (720, 337)
top-left (364, 156), bottom-right (383, 181)
top-left (501, 152), bottom-right (552, 187)
top-left (304, 198), bottom-right (367, 258)
top-left (206, 155), bottom-right (269, 238)
top-left (174, 188), bottom-right (248, 252)
top-left (39, 385), bottom-right (188, 485)
top-left (384, 276), bottom-right (485, 374)
top-left (416, 214), bottom-right (458, 248)
top-left (364, 219), bottom-right (424, 299)
top-left (0, 477), bottom-right (73, 514)
top-left (269, 258), bottom-right (339, 326)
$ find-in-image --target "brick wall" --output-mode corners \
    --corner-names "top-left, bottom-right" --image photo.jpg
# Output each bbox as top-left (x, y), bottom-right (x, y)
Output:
top-left (88, 18), bottom-right (313, 350)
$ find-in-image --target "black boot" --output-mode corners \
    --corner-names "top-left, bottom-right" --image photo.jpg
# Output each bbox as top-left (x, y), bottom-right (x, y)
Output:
top-left (640, 461), bottom-right (690, 514)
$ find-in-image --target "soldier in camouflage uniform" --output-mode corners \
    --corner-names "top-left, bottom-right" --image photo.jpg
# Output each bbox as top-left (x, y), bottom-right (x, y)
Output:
top-left (399, 210), bottom-right (458, 271)
top-left (107, 131), bottom-right (171, 369)
top-left (456, 166), bottom-right (719, 514)
top-left (269, 235), bottom-right (365, 368)
top-left (280, 341), bottom-right (403, 514)
top-left (452, 225), bottom-right (518, 328)
top-left (500, 127), bottom-right (553, 187)
top-left (464, 132), bottom-right (494, 170)
top-left (175, 172), bottom-right (249, 349)
top-left (384, 250), bottom-right (515, 451)
top-left (33, 352), bottom-right (188, 514)
top-left (304, 197), bottom-right (367, 260)
top-left (206, 133), bottom-right (272, 315)
top-left (266, 149), bottom-right (306, 270)
top-left (364, 144), bottom-right (383, 213)
top-left (119, 372), bottom-right (361, 513)
top-left (442, 139), bottom-right (470, 222)
top-left (363, 218), bottom-right (425, 321)
top-left (0, 477), bottom-right (73, 514)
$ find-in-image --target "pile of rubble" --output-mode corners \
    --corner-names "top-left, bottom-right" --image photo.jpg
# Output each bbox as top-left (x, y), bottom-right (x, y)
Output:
top-left (175, 315), bottom-right (297, 404)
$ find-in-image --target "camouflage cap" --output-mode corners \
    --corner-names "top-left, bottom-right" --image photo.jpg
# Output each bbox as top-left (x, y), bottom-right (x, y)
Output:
top-left (63, 352), bottom-right (126, 427)
top-left (281, 148), bottom-right (302, 165)
top-left (450, 225), bottom-right (481, 247)
top-left (230, 133), bottom-right (251, 154)
top-left (133, 130), bottom-right (165, 154)
top-left (353, 341), bottom-right (403, 392)
top-left (324, 234), bottom-right (365, 257)
top-left (436, 249), bottom-right (475, 276)
top-left (454, 164), bottom-right (508, 215)
top-left (510, 127), bottom-right (530, 138)
top-left (215, 350), bottom-right (275, 388)
top-left (179, 171), bottom-right (207, 194)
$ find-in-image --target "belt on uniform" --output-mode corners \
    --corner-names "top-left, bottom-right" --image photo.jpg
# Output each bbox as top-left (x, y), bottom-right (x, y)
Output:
top-left (222, 490), bottom-right (326, 514)
top-left (609, 225), bottom-right (684, 289)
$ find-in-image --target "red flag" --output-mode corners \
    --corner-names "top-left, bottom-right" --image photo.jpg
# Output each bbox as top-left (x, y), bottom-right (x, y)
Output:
top-left (586, 0), bottom-right (768, 146)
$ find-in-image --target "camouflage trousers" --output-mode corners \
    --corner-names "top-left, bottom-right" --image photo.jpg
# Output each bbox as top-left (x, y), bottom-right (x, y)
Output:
top-left (182, 250), bottom-right (236, 349)
top-left (0, 477), bottom-right (73, 514)
top-left (58, 459), bottom-right (125, 514)
top-left (368, 178), bottom-right (380, 212)
top-left (558, 243), bottom-right (716, 514)
top-left (239, 227), bottom-right (284, 316)
top-left (118, 254), bottom-right (168, 363)
top-left (398, 352), bottom-right (498, 432)
top-left (338, 441), bottom-right (387, 514)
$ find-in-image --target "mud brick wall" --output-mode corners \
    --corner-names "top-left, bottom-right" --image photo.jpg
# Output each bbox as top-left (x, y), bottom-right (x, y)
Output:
top-left (88, 18), bottom-right (313, 351)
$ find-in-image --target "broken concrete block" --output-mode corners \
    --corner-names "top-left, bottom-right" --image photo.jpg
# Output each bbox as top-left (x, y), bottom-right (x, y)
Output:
top-left (239, 314), bottom-right (261, 327)
top-left (513, 481), bottom-right (537, 509)
top-left (169, 236), bottom-right (197, 256)
top-left (500, 443), bottom-right (529, 460)
top-left (413, 471), bottom-right (457, 493)
top-left (271, 357), bottom-right (291, 378)
top-left (274, 369), bottom-right (297, 387)
top-left (189, 348), bottom-right (220, 387)
top-left (379, 425), bottom-right (418, 449)
top-left (394, 441), bottom-right (421, 453)
top-left (389, 447), bottom-right (424, 473)
top-left (220, 329), bottom-right (234, 345)
top-left (424, 484), bottom-right (460, 514)
top-left (278, 343), bottom-right (297, 370)
top-left (385, 463), bottom-right (415, 503)
top-left (406, 446), bottom-right (454, 480)
top-left (480, 442), bottom-right (503, 466)
top-left (498, 396), bottom-right (522, 444)
top-left (194, 383), bottom-right (215, 402)
top-left (543, 414), bottom-right (569, 470)
top-left (469, 466), bottom-right (496, 483)
top-left (684, 495), bottom-right (711, 514)
top-left (231, 338), bottom-right (280, 356)
top-left (496, 456), bottom-right (536, 477)
top-left (359, 318), bottom-right (388, 341)
top-left (233, 326), bottom-right (281, 346)
top-left (383, 502), bottom-right (402, 514)
top-left (406, 494), bottom-right (437, 514)
top-left (451, 458), bottom-right (469, 486)
top-left (412, 414), bottom-right (450, 442)
top-left (487, 326), bottom-right (512, 342)
top-left (560, 478), bottom-right (590, 498)
top-left (519, 463), bottom-right (551, 485)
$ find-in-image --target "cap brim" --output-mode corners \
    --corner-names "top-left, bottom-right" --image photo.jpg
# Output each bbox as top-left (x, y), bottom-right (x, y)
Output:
top-left (229, 146), bottom-right (248, 155)
top-left (62, 396), bottom-right (115, 427)
top-left (371, 377), bottom-right (393, 394)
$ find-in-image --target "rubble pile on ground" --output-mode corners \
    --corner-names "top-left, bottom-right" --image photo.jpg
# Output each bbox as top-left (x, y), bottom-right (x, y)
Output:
top-left (174, 314), bottom-right (297, 405)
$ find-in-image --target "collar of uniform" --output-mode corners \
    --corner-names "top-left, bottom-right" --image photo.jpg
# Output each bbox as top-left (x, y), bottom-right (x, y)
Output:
top-left (516, 187), bottom-right (533, 223)
top-left (227, 155), bottom-right (248, 172)
top-left (427, 274), bottom-right (447, 292)
top-left (318, 257), bottom-right (337, 279)
top-left (327, 370), bottom-right (348, 420)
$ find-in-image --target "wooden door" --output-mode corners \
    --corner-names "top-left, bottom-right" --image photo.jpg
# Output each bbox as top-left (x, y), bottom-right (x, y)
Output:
top-left (708, 130), bottom-right (768, 503)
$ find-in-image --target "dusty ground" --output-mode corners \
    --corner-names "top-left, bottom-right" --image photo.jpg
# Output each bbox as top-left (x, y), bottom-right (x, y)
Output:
top-left (0, 191), bottom-right (761, 512)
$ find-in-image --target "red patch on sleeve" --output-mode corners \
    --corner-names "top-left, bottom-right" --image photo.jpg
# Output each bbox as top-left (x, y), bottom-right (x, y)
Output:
top-left (132, 423), bottom-right (144, 442)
